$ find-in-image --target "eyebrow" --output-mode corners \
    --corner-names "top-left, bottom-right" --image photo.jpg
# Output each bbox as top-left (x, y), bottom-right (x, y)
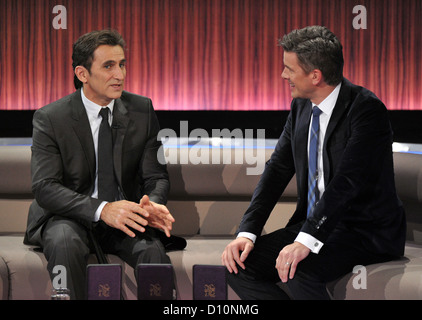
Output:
top-left (102, 59), bottom-right (127, 66)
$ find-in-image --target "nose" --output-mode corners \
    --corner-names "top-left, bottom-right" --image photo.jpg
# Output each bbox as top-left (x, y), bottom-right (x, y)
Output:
top-left (114, 66), bottom-right (125, 80)
top-left (281, 68), bottom-right (288, 80)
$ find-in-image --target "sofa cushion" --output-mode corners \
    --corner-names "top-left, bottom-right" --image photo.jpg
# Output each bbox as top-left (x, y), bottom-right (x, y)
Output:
top-left (167, 200), bottom-right (294, 236)
top-left (328, 243), bottom-right (422, 299)
top-left (0, 146), bottom-right (31, 197)
top-left (0, 234), bottom-right (239, 300)
top-left (393, 152), bottom-right (422, 243)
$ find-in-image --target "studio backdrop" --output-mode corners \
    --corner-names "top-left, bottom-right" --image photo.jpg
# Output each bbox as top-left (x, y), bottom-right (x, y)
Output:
top-left (0, 0), bottom-right (421, 111)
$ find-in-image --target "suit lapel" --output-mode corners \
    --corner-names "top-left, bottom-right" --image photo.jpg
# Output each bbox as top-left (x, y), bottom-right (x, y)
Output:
top-left (295, 100), bottom-right (313, 202)
top-left (111, 98), bottom-right (130, 188)
top-left (70, 90), bottom-right (96, 185)
top-left (322, 78), bottom-right (352, 185)
top-left (69, 91), bottom-right (130, 192)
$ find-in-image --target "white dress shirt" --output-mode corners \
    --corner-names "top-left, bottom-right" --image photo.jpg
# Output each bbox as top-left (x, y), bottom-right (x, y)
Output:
top-left (80, 88), bottom-right (115, 222)
top-left (238, 83), bottom-right (342, 254)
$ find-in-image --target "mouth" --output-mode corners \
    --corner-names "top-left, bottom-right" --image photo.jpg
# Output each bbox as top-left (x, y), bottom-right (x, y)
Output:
top-left (110, 84), bottom-right (123, 90)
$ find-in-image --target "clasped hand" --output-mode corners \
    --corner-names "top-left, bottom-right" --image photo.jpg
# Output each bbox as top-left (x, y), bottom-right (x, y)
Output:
top-left (100, 195), bottom-right (175, 238)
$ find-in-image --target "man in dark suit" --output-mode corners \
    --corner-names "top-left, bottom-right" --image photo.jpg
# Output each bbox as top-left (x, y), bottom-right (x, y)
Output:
top-left (221, 26), bottom-right (406, 299)
top-left (24, 29), bottom-right (180, 300)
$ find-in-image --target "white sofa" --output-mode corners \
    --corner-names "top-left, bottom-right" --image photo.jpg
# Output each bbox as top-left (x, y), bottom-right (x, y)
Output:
top-left (1, 143), bottom-right (421, 300)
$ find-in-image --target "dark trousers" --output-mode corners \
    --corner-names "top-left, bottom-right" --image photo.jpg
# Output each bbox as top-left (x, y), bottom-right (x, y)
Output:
top-left (41, 216), bottom-right (171, 300)
top-left (228, 222), bottom-right (394, 300)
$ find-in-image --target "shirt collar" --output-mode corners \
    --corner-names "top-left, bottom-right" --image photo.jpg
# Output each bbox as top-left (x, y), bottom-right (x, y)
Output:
top-left (81, 88), bottom-right (115, 118)
top-left (312, 83), bottom-right (342, 116)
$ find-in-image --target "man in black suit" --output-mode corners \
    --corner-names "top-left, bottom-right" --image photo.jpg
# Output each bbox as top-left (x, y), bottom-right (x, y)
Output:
top-left (221, 26), bottom-right (406, 299)
top-left (24, 30), bottom-right (180, 299)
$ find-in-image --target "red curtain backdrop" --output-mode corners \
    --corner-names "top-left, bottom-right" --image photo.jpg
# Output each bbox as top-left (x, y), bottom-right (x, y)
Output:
top-left (0, 0), bottom-right (420, 110)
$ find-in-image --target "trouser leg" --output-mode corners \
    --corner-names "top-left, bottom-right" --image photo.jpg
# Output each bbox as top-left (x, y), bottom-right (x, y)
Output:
top-left (99, 226), bottom-right (171, 268)
top-left (41, 217), bottom-right (91, 300)
top-left (99, 225), bottom-right (174, 296)
top-left (283, 228), bottom-right (395, 300)
top-left (227, 269), bottom-right (290, 300)
top-left (228, 223), bottom-right (393, 300)
top-left (228, 224), bottom-right (300, 300)
top-left (42, 218), bottom-right (172, 300)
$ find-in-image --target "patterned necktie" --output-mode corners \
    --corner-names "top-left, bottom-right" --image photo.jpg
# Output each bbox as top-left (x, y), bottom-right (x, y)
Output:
top-left (97, 107), bottom-right (117, 202)
top-left (307, 106), bottom-right (322, 217)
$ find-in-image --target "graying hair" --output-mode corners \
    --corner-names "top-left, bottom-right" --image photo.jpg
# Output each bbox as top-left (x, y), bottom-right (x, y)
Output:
top-left (279, 26), bottom-right (344, 85)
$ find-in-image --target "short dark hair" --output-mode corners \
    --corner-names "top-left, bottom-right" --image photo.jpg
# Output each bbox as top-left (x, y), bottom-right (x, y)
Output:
top-left (278, 26), bottom-right (344, 86)
top-left (72, 29), bottom-right (126, 89)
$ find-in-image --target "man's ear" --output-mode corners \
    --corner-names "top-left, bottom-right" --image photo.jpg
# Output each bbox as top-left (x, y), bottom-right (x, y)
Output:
top-left (74, 66), bottom-right (89, 85)
top-left (311, 69), bottom-right (323, 86)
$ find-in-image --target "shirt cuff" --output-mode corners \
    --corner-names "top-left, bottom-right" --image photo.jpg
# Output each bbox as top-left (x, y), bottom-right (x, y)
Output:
top-left (295, 232), bottom-right (324, 254)
top-left (237, 232), bottom-right (257, 243)
top-left (94, 201), bottom-right (108, 222)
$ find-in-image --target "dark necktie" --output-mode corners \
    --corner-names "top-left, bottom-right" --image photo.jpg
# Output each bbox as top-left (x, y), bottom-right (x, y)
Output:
top-left (307, 106), bottom-right (322, 217)
top-left (97, 107), bottom-right (117, 202)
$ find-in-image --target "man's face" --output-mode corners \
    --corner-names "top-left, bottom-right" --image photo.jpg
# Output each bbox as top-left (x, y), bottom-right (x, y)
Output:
top-left (281, 51), bottom-right (315, 100)
top-left (81, 45), bottom-right (126, 106)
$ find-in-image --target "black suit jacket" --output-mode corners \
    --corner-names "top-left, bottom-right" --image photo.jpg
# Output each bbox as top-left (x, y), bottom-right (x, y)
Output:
top-left (238, 78), bottom-right (406, 257)
top-left (24, 89), bottom-right (169, 246)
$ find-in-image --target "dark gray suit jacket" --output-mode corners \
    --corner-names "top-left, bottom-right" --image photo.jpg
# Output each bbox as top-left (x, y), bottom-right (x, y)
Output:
top-left (238, 78), bottom-right (406, 257)
top-left (24, 89), bottom-right (169, 246)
